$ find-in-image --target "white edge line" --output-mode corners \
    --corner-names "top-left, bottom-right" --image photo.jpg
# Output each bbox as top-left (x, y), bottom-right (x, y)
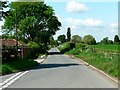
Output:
top-left (65, 54), bottom-right (120, 85)
top-left (1, 71), bottom-right (28, 89)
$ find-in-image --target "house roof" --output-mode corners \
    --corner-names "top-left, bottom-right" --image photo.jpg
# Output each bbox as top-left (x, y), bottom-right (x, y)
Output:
top-left (0, 39), bottom-right (27, 47)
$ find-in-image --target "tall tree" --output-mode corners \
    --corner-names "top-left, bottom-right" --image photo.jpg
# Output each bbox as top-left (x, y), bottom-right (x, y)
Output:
top-left (114, 35), bottom-right (119, 44)
top-left (67, 27), bottom-right (71, 41)
top-left (2, 2), bottom-right (61, 45)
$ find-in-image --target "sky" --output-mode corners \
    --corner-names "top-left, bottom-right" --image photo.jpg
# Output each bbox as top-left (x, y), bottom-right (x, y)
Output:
top-left (44, 0), bottom-right (118, 42)
top-left (0, 0), bottom-right (119, 42)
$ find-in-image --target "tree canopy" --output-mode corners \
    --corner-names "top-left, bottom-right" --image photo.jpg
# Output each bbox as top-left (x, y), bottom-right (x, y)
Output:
top-left (71, 35), bottom-right (82, 43)
top-left (82, 35), bottom-right (96, 45)
top-left (2, 2), bottom-right (61, 44)
top-left (57, 34), bottom-right (66, 43)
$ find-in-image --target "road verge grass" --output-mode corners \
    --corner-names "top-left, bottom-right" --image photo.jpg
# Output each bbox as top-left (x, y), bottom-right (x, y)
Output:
top-left (0, 59), bottom-right (39, 75)
top-left (58, 43), bottom-right (119, 79)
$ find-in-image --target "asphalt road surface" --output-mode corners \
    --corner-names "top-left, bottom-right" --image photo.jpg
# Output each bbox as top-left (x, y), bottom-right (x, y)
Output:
top-left (6, 48), bottom-right (118, 88)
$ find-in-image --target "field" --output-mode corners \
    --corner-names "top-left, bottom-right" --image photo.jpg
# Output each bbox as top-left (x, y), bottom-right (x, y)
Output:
top-left (58, 42), bottom-right (119, 79)
top-left (92, 44), bottom-right (119, 52)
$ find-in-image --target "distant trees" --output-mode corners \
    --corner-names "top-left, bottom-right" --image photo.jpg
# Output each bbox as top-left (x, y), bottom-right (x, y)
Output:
top-left (57, 34), bottom-right (66, 43)
top-left (114, 35), bottom-right (120, 44)
top-left (82, 35), bottom-right (96, 45)
top-left (49, 36), bottom-right (55, 46)
top-left (100, 37), bottom-right (113, 44)
top-left (67, 27), bottom-right (71, 41)
top-left (71, 35), bottom-right (82, 43)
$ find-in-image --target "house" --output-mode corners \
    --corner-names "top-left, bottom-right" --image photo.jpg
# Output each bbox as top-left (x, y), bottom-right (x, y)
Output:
top-left (0, 39), bottom-right (29, 59)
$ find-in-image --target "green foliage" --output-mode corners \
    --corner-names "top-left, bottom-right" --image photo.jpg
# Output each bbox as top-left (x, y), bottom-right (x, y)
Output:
top-left (27, 41), bottom-right (46, 59)
top-left (75, 43), bottom-right (87, 50)
top-left (92, 44), bottom-right (119, 52)
top-left (58, 42), bottom-right (75, 53)
top-left (65, 44), bottom-right (119, 78)
top-left (75, 51), bottom-right (118, 78)
top-left (71, 35), bottom-right (82, 43)
top-left (1, 59), bottom-right (38, 75)
top-left (100, 37), bottom-right (113, 45)
top-left (57, 34), bottom-right (66, 43)
top-left (49, 36), bottom-right (55, 46)
top-left (67, 27), bottom-right (71, 41)
top-left (82, 35), bottom-right (96, 45)
top-left (114, 35), bottom-right (120, 44)
top-left (2, 2), bottom-right (61, 45)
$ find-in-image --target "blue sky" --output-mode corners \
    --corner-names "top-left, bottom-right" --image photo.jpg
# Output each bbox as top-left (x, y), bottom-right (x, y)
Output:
top-left (0, 0), bottom-right (119, 42)
top-left (45, 0), bottom-right (118, 42)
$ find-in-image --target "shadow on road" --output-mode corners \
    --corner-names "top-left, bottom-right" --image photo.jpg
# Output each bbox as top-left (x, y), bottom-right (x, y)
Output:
top-left (47, 52), bottom-right (62, 55)
top-left (34, 63), bottom-right (80, 69)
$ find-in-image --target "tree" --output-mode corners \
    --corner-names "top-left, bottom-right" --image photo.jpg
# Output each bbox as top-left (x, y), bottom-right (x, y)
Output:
top-left (71, 35), bottom-right (82, 43)
top-left (49, 36), bottom-right (55, 46)
top-left (114, 35), bottom-right (119, 44)
top-left (67, 27), bottom-right (71, 41)
top-left (57, 34), bottom-right (66, 43)
top-left (82, 35), bottom-right (96, 45)
top-left (2, 2), bottom-right (61, 45)
top-left (0, 1), bottom-right (9, 20)
top-left (100, 37), bottom-right (109, 44)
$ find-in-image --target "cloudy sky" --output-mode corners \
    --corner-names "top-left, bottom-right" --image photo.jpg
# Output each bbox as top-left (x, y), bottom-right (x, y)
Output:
top-left (45, 0), bottom-right (118, 42)
top-left (0, 0), bottom-right (119, 42)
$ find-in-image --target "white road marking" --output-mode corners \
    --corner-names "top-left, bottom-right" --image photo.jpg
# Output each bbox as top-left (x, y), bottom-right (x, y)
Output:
top-left (0, 71), bottom-right (28, 89)
top-left (0, 72), bottom-right (22, 86)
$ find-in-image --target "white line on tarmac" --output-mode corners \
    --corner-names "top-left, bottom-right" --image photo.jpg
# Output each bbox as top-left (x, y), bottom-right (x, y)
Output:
top-left (1, 71), bottom-right (28, 90)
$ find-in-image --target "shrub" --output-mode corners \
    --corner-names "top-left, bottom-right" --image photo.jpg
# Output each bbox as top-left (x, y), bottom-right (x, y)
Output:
top-left (58, 42), bottom-right (75, 54)
top-left (27, 41), bottom-right (46, 59)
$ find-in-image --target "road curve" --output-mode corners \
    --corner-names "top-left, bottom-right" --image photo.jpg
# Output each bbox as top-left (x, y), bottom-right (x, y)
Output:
top-left (6, 48), bottom-right (118, 88)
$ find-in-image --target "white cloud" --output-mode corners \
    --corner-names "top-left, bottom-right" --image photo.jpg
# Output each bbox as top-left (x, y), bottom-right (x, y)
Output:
top-left (66, 17), bottom-right (103, 29)
top-left (109, 23), bottom-right (118, 33)
top-left (66, 0), bottom-right (89, 13)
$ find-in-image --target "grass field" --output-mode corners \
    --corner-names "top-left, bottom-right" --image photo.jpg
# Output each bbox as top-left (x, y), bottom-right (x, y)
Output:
top-left (92, 44), bottom-right (119, 52)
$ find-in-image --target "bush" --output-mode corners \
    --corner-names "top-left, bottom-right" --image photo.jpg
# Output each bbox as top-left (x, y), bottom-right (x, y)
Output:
top-left (58, 42), bottom-right (75, 54)
top-left (75, 43), bottom-right (87, 51)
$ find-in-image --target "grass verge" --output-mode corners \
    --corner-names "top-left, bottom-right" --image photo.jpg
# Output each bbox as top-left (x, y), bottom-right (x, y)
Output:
top-left (0, 59), bottom-right (39, 75)
top-left (58, 43), bottom-right (119, 79)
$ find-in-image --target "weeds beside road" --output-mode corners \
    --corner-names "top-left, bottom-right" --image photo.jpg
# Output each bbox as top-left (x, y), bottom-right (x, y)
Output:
top-left (58, 42), bottom-right (119, 79)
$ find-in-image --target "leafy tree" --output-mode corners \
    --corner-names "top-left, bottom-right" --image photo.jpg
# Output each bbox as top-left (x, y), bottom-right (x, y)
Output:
top-left (71, 35), bottom-right (82, 43)
top-left (100, 37), bottom-right (109, 44)
top-left (57, 34), bottom-right (66, 43)
top-left (67, 27), bottom-right (71, 41)
top-left (2, 2), bottom-right (61, 45)
top-left (108, 40), bottom-right (113, 44)
top-left (82, 35), bottom-right (96, 45)
top-left (100, 37), bottom-right (113, 44)
top-left (0, 1), bottom-right (9, 20)
top-left (114, 35), bottom-right (119, 44)
top-left (49, 36), bottom-right (55, 46)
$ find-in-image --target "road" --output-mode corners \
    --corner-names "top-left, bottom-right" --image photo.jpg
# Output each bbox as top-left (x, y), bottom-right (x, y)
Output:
top-left (4, 48), bottom-right (118, 88)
